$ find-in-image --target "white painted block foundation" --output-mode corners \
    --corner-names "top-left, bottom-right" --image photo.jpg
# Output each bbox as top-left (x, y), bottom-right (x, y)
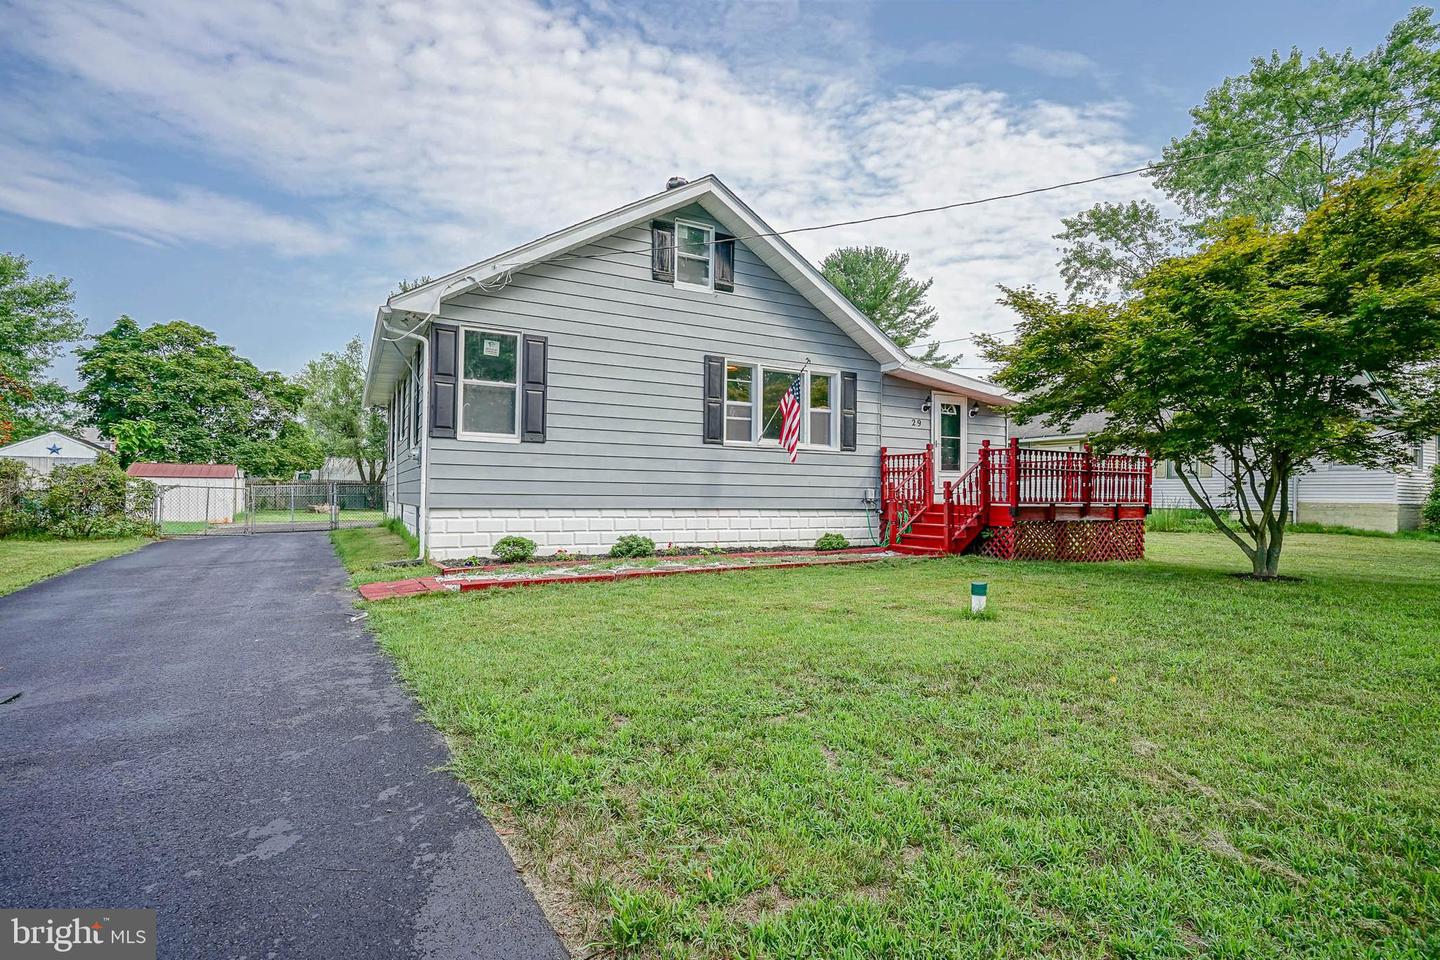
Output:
top-left (423, 507), bottom-right (877, 560)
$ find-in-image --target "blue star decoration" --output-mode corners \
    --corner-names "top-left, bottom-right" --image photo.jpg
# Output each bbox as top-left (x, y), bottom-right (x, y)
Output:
top-left (47, 444), bottom-right (61, 455)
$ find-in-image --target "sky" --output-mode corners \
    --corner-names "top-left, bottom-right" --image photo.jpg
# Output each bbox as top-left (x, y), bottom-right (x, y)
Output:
top-left (0, 0), bottom-right (1424, 380)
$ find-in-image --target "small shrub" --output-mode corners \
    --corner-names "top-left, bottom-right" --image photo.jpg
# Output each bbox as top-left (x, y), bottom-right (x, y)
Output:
top-left (610, 534), bottom-right (656, 559)
top-left (814, 532), bottom-right (850, 551)
top-left (43, 456), bottom-right (158, 539)
top-left (1423, 463), bottom-right (1440, 532)
top-left (493, 535), bottom-right (537, 563)
top-left (0, 459), bottom-right (42, 536)
top-left (658, 542), bottom-right (687, 557)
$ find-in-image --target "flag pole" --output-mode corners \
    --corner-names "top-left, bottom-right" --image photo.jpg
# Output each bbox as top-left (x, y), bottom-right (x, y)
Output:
top-left (758, 358), bottom-right (811, 438)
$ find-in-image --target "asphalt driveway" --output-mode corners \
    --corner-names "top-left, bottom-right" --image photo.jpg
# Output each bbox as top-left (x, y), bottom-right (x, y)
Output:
top-left (0, 534), bottom-right (567, 959)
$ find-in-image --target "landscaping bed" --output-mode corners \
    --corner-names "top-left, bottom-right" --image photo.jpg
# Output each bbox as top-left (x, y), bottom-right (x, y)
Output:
top-left (359, 547), bottom-right (898, 600)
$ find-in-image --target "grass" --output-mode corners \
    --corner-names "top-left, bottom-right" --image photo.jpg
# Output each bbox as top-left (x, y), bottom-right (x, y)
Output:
top-left (1148, 505), bottom-right (1440, 542)
top-left (362, 531), bottom-right (1440, 958)
top-left (330, 523), bottom-right (437, 586)
top-left (0, 536), bottom-right (149, 596)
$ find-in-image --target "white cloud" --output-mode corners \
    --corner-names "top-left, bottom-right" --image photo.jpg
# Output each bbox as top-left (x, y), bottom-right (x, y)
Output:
top-left (0, 146), bottom-right (341, 255)
top-left (1009, 44), bottom-right (1104, 79)
top-left (2, 0), bottom-right (1155, 345)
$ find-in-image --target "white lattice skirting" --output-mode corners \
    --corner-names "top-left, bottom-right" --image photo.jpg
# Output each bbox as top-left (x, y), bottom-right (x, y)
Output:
top-left (422, 507), bottom-right (877, 560)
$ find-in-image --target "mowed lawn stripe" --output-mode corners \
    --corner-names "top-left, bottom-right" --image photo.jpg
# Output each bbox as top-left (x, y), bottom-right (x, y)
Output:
top-left (363, 532), bottom-right (1440, 958)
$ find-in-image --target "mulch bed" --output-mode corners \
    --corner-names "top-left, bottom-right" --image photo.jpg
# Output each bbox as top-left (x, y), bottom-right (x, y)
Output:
top-left (358, 547), bottom-right (902, 601)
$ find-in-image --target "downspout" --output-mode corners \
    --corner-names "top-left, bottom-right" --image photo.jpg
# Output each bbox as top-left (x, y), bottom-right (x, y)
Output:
top-left (380, 306), bottom-right (430, 561)
top-left (379, 274), bottom-right (486, 562)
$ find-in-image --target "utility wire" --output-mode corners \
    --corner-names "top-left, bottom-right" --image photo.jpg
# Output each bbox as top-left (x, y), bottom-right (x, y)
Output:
top-left (519, 94), bottom-right (1438, 272)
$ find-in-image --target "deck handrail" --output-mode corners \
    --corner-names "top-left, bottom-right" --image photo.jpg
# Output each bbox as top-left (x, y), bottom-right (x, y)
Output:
top-left (879, 444), bottom-right (934, 545)
top-left (881, 439), bottom-right (1152, 537)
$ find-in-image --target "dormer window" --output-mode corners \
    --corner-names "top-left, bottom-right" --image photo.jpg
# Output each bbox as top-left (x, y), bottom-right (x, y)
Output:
top-left (651, 219), bottom-right (736, 293)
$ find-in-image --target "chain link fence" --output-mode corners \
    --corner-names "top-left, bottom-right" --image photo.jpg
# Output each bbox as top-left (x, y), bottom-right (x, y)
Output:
top-left (155, 481), bottom-right (384, 536)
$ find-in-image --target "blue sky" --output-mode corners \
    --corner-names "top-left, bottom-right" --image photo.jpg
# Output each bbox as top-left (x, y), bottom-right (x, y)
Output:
top-left (0, 0), bottom-right (1422, 380)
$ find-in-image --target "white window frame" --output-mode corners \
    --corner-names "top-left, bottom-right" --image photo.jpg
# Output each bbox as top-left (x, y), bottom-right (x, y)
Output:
top-left (398, 377), bottom-right (411, 452)
top-left (724, 361), bottom-right (756, 443)
top-left (457, 326), bottom-right (524, 443)
top-left (673, 218), bottom-right (714, 292)
top-left (407, 373), bottom-right (420, 453)
top-left (932, 393), bottom-right (968, 475)
top-left (803, 370), bottom-right (838, 450)
top-left (719, 357), bottom-right (841, 451)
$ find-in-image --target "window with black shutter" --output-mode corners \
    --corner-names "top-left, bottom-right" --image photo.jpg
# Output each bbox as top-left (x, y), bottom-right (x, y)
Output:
top-left (840, 372), bottom-right (858, 451)
top-left (429, 324), bottom-right (458, 439)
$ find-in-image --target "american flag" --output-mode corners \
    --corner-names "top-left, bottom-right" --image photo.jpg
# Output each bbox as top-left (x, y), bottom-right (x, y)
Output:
top-left (778, 375), bottom-right (802, 463)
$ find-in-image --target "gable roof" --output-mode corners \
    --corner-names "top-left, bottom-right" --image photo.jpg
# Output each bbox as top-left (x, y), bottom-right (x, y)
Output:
top-left (0, 430), bottom-right (109, 457)
top-left (125, 462), bottom-right (240, 479)
top-left (363, 175), bottom-right (1011, 406)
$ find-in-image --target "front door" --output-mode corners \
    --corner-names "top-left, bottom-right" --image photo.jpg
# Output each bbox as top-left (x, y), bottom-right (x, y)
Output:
top-left (932, 393), bottom-right (969, 495)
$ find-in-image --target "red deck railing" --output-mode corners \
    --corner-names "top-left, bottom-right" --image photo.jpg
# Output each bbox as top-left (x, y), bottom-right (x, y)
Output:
top-left (882, 438), bottom-right (1153, 551)
top-left (878, 444), bottom-right (934, 545)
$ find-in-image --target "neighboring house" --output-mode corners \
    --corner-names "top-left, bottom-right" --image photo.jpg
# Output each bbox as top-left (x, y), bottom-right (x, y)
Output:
top-left (126, 463), bottom-right (245, 524)
top-left (0, 430), bottom-right (112, 476)
top-left (1013, 417), bottom-right (1439, 532)
top-left (363, 175), bottom-right (1013, 560)
top-left (296, 456), bottom-right (365, 482)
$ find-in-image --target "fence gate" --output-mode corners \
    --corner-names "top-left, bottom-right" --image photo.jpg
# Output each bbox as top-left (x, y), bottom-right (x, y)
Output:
top-left (156, 481), bottom-right (383, 536)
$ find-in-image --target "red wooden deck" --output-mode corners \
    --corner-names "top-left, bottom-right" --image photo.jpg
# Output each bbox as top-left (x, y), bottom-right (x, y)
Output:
top-left (880, 438), bottom-right (1153, 561)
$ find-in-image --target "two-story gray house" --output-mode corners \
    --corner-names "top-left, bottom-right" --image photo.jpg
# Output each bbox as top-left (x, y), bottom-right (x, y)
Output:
top-left (363, 175), bottom-right (1013, 560)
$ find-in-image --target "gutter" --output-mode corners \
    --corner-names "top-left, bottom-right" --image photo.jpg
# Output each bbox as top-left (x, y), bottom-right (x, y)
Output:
top-left (380, 306), bottom-right (431, 561)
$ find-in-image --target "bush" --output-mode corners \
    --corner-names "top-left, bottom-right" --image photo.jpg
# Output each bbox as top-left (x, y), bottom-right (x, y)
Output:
top-left (492, 535), bottom-right (536, 563)
top-left (0, 459), bottom-right (43, 536)
top-left (609, 534), bottom-right (656, 558)
top-left (1423, 463), bottom-right (1440, 532)
top-left (42, 456), bottom-right (158, 539)
top-left (814, 532), bottom-right (850, 551)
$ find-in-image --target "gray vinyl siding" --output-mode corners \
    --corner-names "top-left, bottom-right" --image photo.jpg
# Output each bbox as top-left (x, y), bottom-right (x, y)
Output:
top-left (880, 376), bottom-right (930, 452)
top-left (967, 404), bottom-right (1008, 463)
top-left (388, 366), bottom-right (422, 509)
top-left (423, 205), bottom-right (884, 511)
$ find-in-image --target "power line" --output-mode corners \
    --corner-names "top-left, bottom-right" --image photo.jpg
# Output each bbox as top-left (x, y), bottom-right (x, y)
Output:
top-left (527, 94), bottom-right (1437, 272)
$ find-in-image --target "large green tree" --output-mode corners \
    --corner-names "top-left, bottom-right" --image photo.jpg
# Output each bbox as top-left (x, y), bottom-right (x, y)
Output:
top-left (820, 246), bottom-right (958, 367)
top-left (0, 252), bottom-right (85, 441)
top-left (1058, 7), bottom-right (1440, 301)
top-left (1155, 6), bottom-right (1440, 226)
top-left (985, 155), bottom-right (1440, 579)
top-left (295, 337), bottom-right (387, 483)
top-left (75, 316), bottom-right (321, 478)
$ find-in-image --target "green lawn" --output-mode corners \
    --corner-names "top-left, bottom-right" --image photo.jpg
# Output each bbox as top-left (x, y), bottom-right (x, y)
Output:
top-left (0, 537), bottom-right (149, 596)
top-left (364, 532), bottom-right (1440, 958)
top-left (330, 523), bottom-right (438, 586)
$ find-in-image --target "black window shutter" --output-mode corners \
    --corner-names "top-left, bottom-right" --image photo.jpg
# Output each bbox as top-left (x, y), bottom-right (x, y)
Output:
top-left (429, 324), bottom-right (458, 439)
top-left (703, 355), bottom-right (725, 444)
top-left (651, 221), bottom-right (675, 281)
top-left (521, 335), bottom-right (548, 442)
top-left (840, 371), bottom-right (858, 451)
top-left (714, 233), bottom-right (735, 292)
